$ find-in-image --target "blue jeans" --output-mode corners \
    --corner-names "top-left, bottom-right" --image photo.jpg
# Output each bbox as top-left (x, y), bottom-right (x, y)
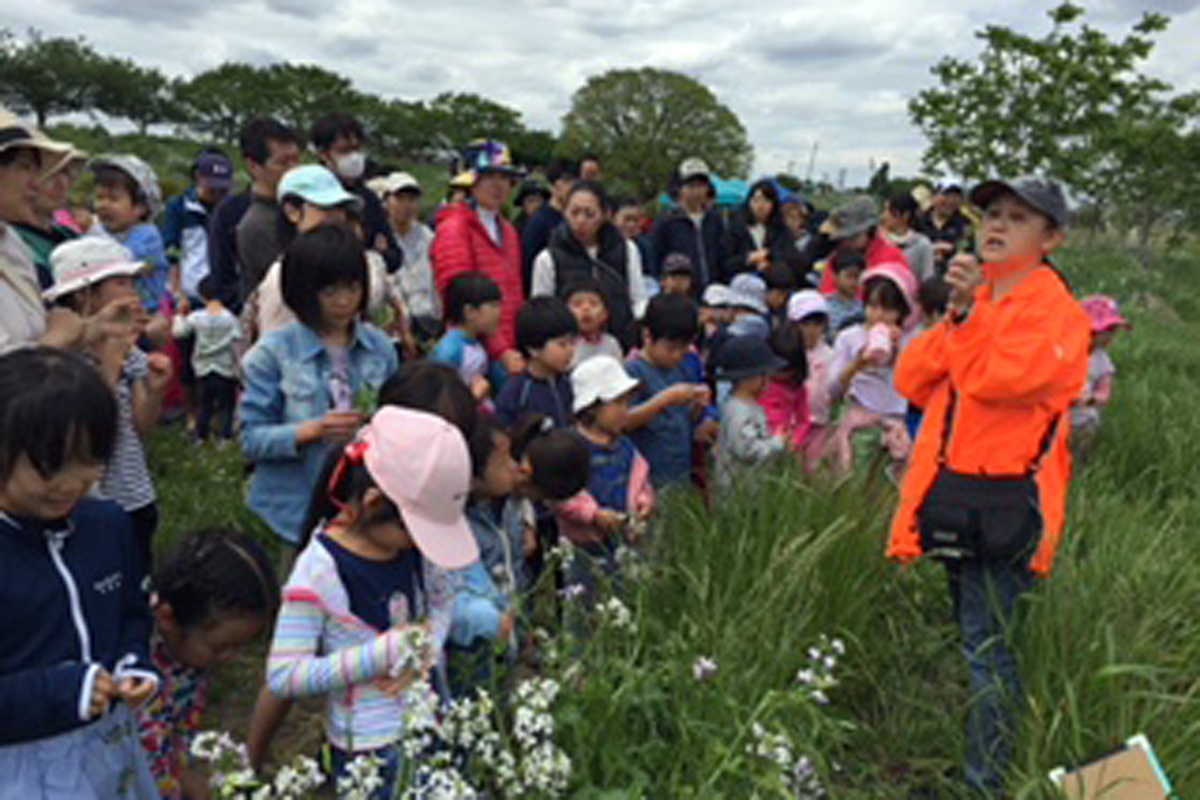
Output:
top-left (947, 559), bottom-right (1033, 793)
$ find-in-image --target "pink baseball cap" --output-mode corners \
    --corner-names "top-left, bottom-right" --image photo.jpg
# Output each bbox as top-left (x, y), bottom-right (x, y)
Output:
top-left (359, 406), bottom-right (479, 569)
top-left (1080, 294), bottom-right (1130, 333)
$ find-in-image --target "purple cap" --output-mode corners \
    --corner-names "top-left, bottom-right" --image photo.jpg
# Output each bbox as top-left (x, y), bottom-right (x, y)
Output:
top-left (195, 153), bottom-right (234, 190)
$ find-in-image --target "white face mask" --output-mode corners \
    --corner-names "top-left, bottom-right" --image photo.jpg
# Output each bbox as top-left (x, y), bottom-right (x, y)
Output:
top-left (333, 151), bottom-right (366, 182)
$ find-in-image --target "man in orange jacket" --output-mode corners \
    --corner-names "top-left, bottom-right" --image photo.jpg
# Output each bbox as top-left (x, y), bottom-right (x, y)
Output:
top-left (887, 176), bottom-right (1090, 792)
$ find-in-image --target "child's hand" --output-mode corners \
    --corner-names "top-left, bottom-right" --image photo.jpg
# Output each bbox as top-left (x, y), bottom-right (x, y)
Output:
top-left (117, 675), bottom-right (157, 708)
top-left (692, 384), bottom-right (712, 408)
top-left (471, 375), bottom-right (491, 402)
top-left (374, 672), bottom-right (418, 697)
top-left (662, 384), bottom-right (698, 407)
top-left (143, 312), bottom-right (171, 347)
top-left (523, 524), bottom-right (538, 557)
top-left (945, 254), bottom-right (984, 312)
top-left (498, 612), bottom-right (516, 642)
top-left (87, 668), bottom-right (117, 718)
top-left (694, 418), bottom-right (719, 445)
top-left (145, 352), bottom-right (174, 394)
top-left (85, 296), bottom-right (143, 348)
top-left (596, 509), bottom-right (625, 535)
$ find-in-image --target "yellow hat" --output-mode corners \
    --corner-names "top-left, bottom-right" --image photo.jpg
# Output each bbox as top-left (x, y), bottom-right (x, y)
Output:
top-left (449, 170), bottom-right (476, 189)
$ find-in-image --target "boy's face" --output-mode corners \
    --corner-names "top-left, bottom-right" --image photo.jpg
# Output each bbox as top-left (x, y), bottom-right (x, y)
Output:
top-left (834, 267), bottom-right (862, 298)
top-left (532, 334), bottom-right (577, 375)
top-left (739, 373), bottom-right (769, 398)
top-left (766, 288), bottom-right (789, 310)
top-left (660, 273), bottom-right (692, 296)
top-left (642, 334), bottom-right (689, 370)
top-left (979, 194), bottom-right (1062, 266)
top-left (567, 291), bottom-right (607, 336)
top-left (0, 453), bottom-right (103, 520)
top-left (94, 183), bottom-right (145, 233)
top-left (466, 300), bottom-right (502, 336)
top-left (476, 431), bottom-right (520, 499)
top-left (797, 317), bottom-right (827, 349)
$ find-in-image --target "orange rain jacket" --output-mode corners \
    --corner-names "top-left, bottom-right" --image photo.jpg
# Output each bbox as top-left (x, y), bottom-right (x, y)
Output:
top-left (887, 266), bottom-right (1091, 576)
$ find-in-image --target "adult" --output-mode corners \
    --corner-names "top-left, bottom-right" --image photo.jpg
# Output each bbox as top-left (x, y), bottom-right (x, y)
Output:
top-left (520, 158), bottom-right (577, 293)
top-left (162, 148), bottom-right (233, 305)
top-left (12, 147), bottom-right (85, 289)
top-left (723, 178), bottom-right (801, 280)
top-left (651, 158), bottom-right (727, 289)
top-left (814, 195), bottom-right (910, 294)
top-left (881, 191), bottom-right (936, 284)
top-left (888, 177), bottom-right (1089, 792)
top-left (381, 172), bottom-right (440, 336)
top-left (208, 118), bottom-right (302, 311)
top-left (579, 153), bottom-right (602, 182)
top-left (310, 112), bottom-right (401, 273)
top-left (918, 184), bottom-right (973, 274)
top-left (430, 140), bottom-right (527, 375)
top-left (530, 181), bottom-right (647, 347)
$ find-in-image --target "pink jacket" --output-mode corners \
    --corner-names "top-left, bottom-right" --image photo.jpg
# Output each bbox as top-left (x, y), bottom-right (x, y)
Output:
top-left (553, 450), bottom-right (654, 546)
top-left (758, 377), bottom-right (811, 451)
top-left (430, 203), bottom-right (525, 359)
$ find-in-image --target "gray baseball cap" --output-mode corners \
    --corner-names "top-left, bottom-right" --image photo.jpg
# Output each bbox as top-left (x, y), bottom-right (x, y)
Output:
top-left (826, 195), bottom-right (879, 241)
top-left (969, 176), bottom-right (1068, 228)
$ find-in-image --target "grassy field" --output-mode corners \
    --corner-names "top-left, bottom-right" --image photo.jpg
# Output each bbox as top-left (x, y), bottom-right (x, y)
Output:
top-left (146, 238), bottom-right (1200, 797)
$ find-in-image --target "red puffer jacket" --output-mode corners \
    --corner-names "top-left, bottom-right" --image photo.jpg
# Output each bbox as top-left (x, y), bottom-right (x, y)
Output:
top-left (430, 202), bottom-right (525, 359)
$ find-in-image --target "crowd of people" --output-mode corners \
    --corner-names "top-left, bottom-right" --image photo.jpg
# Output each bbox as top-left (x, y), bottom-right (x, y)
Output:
top-left (0, 105), bottom-right (1134, 798)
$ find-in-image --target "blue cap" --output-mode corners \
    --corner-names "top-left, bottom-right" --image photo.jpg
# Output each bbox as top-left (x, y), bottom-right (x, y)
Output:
top-left (277, 165), bottom-right (363, 212)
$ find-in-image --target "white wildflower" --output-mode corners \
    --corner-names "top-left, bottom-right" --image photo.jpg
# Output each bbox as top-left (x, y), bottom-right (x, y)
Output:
top-left (692, 656), bottom-right (719, 682)
top-left (558, 583), bottom-right (586, 601)
top-left (597, 596), bottom-right (636, 633)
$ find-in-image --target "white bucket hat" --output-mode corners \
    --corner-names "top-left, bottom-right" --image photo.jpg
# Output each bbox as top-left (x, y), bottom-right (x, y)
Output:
top-left (44, 237), bottom-right (148, 302)
top-left (571, 355), bottom-right (640, 414)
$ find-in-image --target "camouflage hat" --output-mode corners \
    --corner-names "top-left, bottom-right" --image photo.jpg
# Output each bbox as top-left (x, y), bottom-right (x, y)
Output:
top-left (826, 195), bottom-right (879, 241)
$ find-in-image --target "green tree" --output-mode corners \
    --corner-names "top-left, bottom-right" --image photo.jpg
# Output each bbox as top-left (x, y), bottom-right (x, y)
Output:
top-left (260, 63), bottom-right (361, 138)
top-left (426, 92), bottom-right (524, 145)
top-left (175, 63), bottom-right (275, 142)
top-left (559, 68), bottom-right (753, 199)
top-left (93, 58), bottom-right (181, 135)
top-left (0, 29), bottom-right (108, 127)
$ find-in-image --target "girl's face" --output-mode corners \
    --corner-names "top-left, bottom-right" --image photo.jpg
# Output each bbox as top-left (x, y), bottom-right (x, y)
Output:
top-left (865, 300), bottom-right (902, 328)
top-left (476, 431), bottom-right (520, 499)
top-left (289, 202), bottom-right (349, 234)
top-left (565, 191), bottom-right (604, 244)
top-left (593, 392), bottom-right (631, 436)
top-left (85, 275), bottom-right (140, 316)
top-left (350, 487), bottom-right (415, 555)
top-left (317, 282), bottom-right (364, 331)
top-left (979, 194), bottom-right (1063, 266)
top-left (798, 317), bottom-right (827, 349)
top-left (749, 189), bottom-right (774, 224)
top-left (1092, 329), bottom-right (1116, 350)
top-left (0, 454), bottom-right (103, 520)
top-left (157, 606), bottom-right (268, 670)
top-left (568, 292), bottom-right (608, 336)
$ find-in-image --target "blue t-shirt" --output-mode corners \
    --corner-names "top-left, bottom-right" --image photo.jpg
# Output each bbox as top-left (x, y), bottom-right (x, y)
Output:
top-left (493, 372), bottom-right (573, 428)
top-left (627, 356), bottom-right (694, 487)
top-left (319, 534), bottom-right (422, 631)
top-left (585, 435), bottom-right (637, 512)
top-left (112, 223), bottom-right (170, 312)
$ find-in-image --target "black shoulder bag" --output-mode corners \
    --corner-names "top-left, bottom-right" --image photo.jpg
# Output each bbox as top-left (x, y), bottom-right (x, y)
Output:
top-left (917, 389), bottom-right (1059, 564)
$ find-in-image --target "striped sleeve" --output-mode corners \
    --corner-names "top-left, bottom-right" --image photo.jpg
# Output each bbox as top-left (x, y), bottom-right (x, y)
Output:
top-left (266, 596), bottom-right (403, 698)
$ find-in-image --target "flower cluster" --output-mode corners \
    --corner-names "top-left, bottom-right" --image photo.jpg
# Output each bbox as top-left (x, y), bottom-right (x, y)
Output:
top-left (596, 597), bottom-right (636, 634)
top-left (337, 754), bottom-right (386, 800)
top-left (748, 724), bottom-right (826, 799)
top-left (190, 732), bottom-right (325, 799)
top-left (390, 623), bottom-right (434, 678)
top-left (795, 635), bottom-right (844, 706)
top-left (546, 539), bottom-right (576, 570)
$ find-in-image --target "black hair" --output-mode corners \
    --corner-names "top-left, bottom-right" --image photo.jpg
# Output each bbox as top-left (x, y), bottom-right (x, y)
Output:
top-left (762, 263), bottom-right (797, 292)
top-left (301, 450), bottom-right (401, 548)
top-left (468, 414), bottom-right (508, 478)
top-left (0, 347), bottom-right (117, 483)
top-left (378, 361), bottom-right (478, 441)
top-left (311, 112), bottom-right (366, 151)
top-left (579, 152), bottom-right (600, 167)
top-left (281, 225), bottom-right (369, 328)
top-left (643, 293), bottom-right (699, 343)
top-left (197, 275), bottom-right (219, 303)
top-left (863, 276), bottom-right (911, 321)
top-left (768, 324), bottom-right (808, 382)
top-left (743, 179), bottom-right (784, 228)
top-left (239, 118), bottom-right (300, 166)
top-left (516, 296), bottom-right (578, 358)
top-left (917, 276), bottom-right (950, 318)
top-left (276, 192), bottom-right (362, 251)
top-left (546, 158), bottom-right (578, 185)
top-left (524, 427), bottom-right (590, 501)
top-left (565, 179), bottom-right (611, 214)
top-left (886, 192), bottom-right (920, 225)
top-left (940, 184), bottom-right (963, 196)
top-left (154, 529), bottom-right (279, 629)
top-left (444, 271), bottom-right (501, 325)
top-left (92, 165), bottom-right (145, 208)
top-left (562, 276), bottom-right (608, 309)
top-left (614, 195), bottom-right (640, 212)
top-left (831, 252), bottom-right (866, 275)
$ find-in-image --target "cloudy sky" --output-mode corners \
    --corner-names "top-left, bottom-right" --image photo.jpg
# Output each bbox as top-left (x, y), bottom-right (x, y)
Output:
top-left (3, 0), bottom-right (1198, 184)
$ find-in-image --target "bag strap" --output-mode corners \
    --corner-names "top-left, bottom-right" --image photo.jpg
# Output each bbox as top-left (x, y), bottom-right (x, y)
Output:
top-left (937, 387), bottom-right (1061, 475)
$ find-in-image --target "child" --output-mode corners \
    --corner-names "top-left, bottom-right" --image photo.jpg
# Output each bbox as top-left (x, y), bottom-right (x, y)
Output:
top-left (728, 272), bottom-right (771, 339)
top-left (432, 270), bottom-right (502, 402)
top-left (139, 529), bottom-right (278, 800)
top-left (172, 275), bottom-right (242, 442)
top-left (240, 225), bottom-right (398, 557)
top-left (1071, 294), bottom-right (1129, 460)
top-left (266, 407), bottom-right (475, 796)
top-left (714, 335), bottom-right (787, 488)
top-left (659, 252), bottom-right (695, 297)
top-left (565, 277), bottom-right (623, 368)
top-left (45, 237), bottom-right (173, 574)
top-left (827, 262), bottom-right (921, 475)
top-left (0, 347), bottom-right (159, 798)
top-left (761, 263), bottom-right (798, 328)
top-left (824, 252), bottom-right (865, 341)
top-left (556, 356), bottom-right (654, 597)
top-left (625, 293), bottom-right (711, 489)
top-left (757, 324), bottom-right (810, 455)
top-left (787, 290), bottom-right (835, 473)
top-left (90, 155), bottom-right (170, 317)
top-left (494, 296), bottom-right (578, 428)
top-left (906, 277), bottom-right (951, 440)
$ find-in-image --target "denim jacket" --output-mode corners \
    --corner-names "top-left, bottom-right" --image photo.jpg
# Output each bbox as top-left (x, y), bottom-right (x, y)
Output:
top-left (239, 321), bottom-right (398, 543)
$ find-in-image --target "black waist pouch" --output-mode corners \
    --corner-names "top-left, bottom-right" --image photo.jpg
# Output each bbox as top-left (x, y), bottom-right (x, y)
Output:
top-left (917, 469), bottom-right (1042, 562)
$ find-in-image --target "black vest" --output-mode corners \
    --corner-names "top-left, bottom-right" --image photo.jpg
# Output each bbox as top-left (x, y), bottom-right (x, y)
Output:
top-left (548, 223), bottom-right (635, 349)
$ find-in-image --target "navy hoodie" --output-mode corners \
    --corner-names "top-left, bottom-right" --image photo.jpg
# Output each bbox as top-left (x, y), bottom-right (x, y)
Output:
top-left (0, 498), bottom-right (156, 744)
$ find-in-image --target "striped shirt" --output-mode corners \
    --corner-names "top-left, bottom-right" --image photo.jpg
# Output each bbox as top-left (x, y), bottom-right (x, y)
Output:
top-left (98, 348), bottom-right (156, 512)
